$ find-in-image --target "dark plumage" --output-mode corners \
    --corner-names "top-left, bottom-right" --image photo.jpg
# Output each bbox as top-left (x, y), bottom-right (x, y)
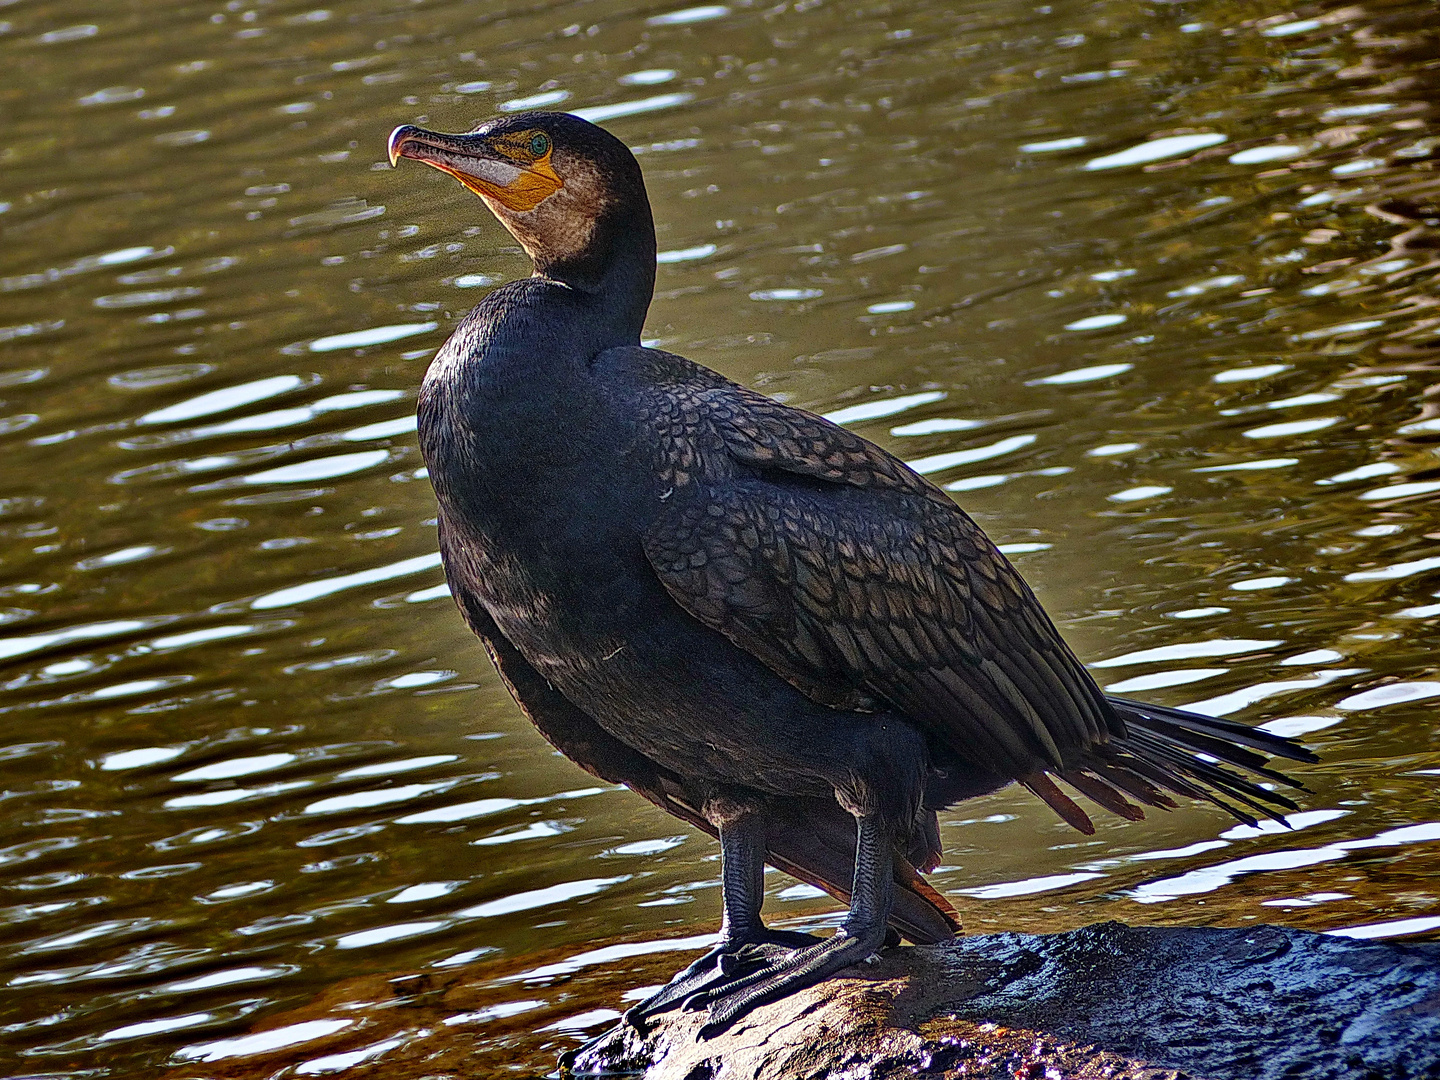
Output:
top-left (387, 112), bottom-right (1317, 1036)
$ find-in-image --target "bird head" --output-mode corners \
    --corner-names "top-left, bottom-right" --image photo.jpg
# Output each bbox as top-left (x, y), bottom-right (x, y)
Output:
top-left (388, 111), bottom-right (651, 289)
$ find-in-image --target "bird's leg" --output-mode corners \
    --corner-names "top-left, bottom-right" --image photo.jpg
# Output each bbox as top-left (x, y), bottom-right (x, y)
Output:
top-left (624, 808), bottom-right (820, 1029)
top-left (686, 811), bottom-right (897, 1039)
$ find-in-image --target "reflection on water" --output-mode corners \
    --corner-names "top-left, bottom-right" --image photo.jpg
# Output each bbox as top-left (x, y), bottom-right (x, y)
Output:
top-left (2, 0), bottom-right (1439, 1074)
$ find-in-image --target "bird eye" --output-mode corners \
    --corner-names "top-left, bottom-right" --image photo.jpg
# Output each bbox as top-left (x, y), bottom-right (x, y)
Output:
top-left (529, 133), bottom-right (549, 156)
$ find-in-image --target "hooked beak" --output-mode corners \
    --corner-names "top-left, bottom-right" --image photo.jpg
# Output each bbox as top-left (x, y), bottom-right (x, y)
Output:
top-left (387, 124), bottom-right (562, 213)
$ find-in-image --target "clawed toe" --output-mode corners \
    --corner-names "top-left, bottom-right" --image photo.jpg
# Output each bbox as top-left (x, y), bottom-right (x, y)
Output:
top-left (559, 1024), bottom-right (623, 1076)
top-left (758, 927), bottom-right (824, 950)
top-left (623, 930), bottom-right (821, 1029)
top-left (691, 930), bottom-right (887, 1038)
top-left (624, 946), bottom-right (773, 1028)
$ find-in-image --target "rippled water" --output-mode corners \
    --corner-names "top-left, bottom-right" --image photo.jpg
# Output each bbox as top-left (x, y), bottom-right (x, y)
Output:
top-left (2, 0), bottom-right (1439, 1074)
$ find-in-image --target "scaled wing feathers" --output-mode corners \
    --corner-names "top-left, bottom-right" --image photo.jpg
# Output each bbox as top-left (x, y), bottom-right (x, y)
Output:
top-left (639, 375), bottom-right (1120, 779)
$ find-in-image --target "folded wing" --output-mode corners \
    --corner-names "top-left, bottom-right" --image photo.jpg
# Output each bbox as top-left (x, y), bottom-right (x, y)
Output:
top-left (636, 370), bottom-right (1312, 831)
top-left (642, 381), bottom-right (1118, 781)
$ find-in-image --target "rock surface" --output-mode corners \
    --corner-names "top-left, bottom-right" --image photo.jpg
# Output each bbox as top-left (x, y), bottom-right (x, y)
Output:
top-left (565, 921), bottom-right (1440, 1079)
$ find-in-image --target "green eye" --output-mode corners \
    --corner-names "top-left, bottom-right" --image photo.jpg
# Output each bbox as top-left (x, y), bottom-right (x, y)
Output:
top-left (529, 133), bottom-right (549, 156)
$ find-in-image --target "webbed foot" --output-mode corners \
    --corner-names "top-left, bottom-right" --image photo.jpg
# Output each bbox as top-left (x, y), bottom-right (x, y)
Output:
top-left (623, 927), bottom-right (821, 1029)
top-left (688, 925), bottom-right (888, 1039)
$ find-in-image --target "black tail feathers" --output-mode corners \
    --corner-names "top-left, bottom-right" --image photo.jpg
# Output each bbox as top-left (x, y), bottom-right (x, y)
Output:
top-left (1024, 697), bottom-right (1318, 834)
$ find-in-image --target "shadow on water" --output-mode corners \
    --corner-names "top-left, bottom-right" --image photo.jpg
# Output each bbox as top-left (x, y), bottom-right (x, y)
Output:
top-left (1, 0), bottom-right (1438, 1074)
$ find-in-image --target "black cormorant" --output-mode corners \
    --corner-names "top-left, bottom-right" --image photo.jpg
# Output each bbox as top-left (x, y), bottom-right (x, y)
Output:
top-left (387, 112), bottom-right (1316, 1036)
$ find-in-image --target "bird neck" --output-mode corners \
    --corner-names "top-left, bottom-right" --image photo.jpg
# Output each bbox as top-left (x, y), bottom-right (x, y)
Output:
top-left (532, 201), bottom-right (656, 344)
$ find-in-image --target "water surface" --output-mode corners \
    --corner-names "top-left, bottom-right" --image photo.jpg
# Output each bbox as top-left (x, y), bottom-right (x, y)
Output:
top-left (2, 0), bottom-right (1439, 1074)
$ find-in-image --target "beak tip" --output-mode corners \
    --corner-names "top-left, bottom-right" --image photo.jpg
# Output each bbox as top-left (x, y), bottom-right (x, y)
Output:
top-left (386, 124), bottom-right (415, 168)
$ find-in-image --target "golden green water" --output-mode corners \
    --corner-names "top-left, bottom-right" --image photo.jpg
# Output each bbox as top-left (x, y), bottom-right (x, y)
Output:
top-left (2, 0), bottom-right (1438, 1073)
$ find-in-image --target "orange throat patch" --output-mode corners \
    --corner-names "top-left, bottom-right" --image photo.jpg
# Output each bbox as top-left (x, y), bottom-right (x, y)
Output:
top-left (441, 153), bottom-right (562, 213)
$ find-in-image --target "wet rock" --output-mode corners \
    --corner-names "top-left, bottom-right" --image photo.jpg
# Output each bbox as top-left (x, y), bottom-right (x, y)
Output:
top-left (565, 921), bottom-right (1440, 1079)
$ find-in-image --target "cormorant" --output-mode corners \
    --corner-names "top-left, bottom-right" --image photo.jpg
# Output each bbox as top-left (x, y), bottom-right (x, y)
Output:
top-left (387, 112), bottom-right (1316, 1036)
